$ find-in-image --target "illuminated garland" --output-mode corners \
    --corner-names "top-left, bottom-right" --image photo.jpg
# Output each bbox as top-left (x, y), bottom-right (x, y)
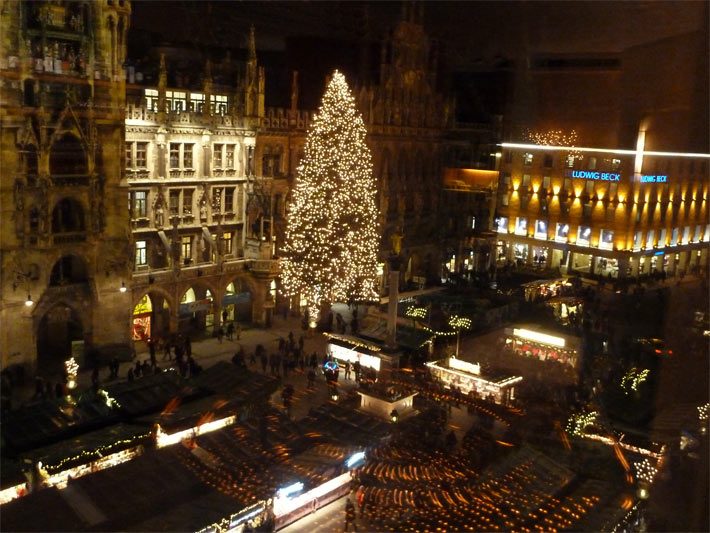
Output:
top-left (405, 306), bottom-right (428, 320)
top-left (633, 458), bottom-right (658, 484)
top-left (281, 71), bottom-right (380, 325)
top-left (565, 410), bottom-right (599, 437)
top-left (44, 432), bottom-right (151, 473)
top-left (524, 129), bottom-right (581, 161)
top-left (698, 403), bottom-right (709, 422)
top-left (324, 332), bottom-right (382, 352)
top-left (620, 368), bottom-right (650, 395)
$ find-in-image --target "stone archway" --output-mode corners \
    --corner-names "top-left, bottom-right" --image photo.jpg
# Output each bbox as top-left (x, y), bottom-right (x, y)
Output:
top-left (131, 290), bottom-right (172, 342)
top-left (223, 278), bottom-right (255, 324)
top-left (36, 303), bottom-right (85, 376)
top-left (178, 282), bottom-right (219, 336)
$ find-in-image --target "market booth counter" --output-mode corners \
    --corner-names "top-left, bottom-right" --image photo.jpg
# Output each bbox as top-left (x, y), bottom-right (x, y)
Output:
top-left (324, 333), bottom-right (402, 375)
top-left (504, 326), bottom-right (581, 370)
top-left (357, 385), bottom-right (417, 422)
top-left (426, 357), bottom-right (522, 406)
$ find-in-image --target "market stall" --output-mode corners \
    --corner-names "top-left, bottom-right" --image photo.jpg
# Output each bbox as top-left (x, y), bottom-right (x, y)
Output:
top-left (426, 357), bottom-right (522, 405)
top-left (504, 326), bottom-right (581, 369)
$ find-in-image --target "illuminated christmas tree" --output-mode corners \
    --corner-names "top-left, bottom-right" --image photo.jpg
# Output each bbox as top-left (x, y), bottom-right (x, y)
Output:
top-left (282, 70), bottom-right (380, 326)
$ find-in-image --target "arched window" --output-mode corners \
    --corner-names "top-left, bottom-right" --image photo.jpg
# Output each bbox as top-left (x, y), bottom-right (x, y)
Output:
top-left (50, 134), bottom-right (87, 176)
top-left (49, 255), bottom-right (88, 286)
top-left (52, 198), bottom-right (85, 233)
top-left (181, 287), bottom-right (196, 304)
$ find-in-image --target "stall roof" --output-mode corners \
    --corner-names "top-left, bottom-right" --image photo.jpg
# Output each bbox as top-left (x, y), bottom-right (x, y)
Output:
top-left (20, 423), bottom-right (151, 473)
top-left (428, 359), bottom-right (522, 386)
top-left (0, 396), bottom-right (119, 454)
top-left (520, 278), bottom-right (571, 288)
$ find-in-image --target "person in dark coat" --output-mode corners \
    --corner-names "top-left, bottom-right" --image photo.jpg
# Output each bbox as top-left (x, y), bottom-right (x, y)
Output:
top-left (344, 498), bottom-right (357, 531)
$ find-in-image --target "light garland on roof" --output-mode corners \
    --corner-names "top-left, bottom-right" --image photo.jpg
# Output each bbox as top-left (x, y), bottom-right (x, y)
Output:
top-left (43, 432), bottom-right (151, 473)
top-left (324, 332), bottom-right (382, 352)
top-left (281, 70), bottom-right (380, 326)
top-left (524, 129), bottom-right (578, 147)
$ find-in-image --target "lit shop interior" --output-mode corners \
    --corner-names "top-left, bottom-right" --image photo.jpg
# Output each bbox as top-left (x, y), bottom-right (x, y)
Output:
top-left (426, 357), bottom-right (522, 405)
top-left (504, 327), bottom-right (580, 369)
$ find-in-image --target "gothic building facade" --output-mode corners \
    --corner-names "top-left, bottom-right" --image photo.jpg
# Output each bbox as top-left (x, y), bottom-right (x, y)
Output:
top-left (123, 27), bottom-right (280, 342)
top-left (356, 6), bottom-right (455, 289)
top-left (1, 0), bottom-right (133, 373)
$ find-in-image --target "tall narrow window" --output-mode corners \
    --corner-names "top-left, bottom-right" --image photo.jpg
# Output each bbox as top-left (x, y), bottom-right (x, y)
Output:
top-left (183, 189), bottom-right (193, 215)
top-left (224, 187), bottom-right (235, 212)
top-left (181, 236), bottom-right (192, 261)
top-left (222, 232), bottom-right (233, 254)
top-left (169, 190), bottom-right (180, 216)
top-left (183, 144), bottom-right (193, 168)
top-left (136, 142), bottom-right (147, 168)
top-left (225, 145), bottom-right (235, 168)
top-left (136, 240), bottom-right (147, 266)
top-left (125, 142), bottom-right (133, 168)
top-left (213, 144), bottom-right (223, 168)
top-left (131, 191), bottom-right (147, 218)
top-left (170, 144), bottom-right (180, 168)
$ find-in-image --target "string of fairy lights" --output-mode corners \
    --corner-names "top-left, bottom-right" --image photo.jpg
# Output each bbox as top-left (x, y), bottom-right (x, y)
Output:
top-left (281, 71), bottom-right (380, 325)
top-left (620, 368), bottom-right (650, 395)
top-left (524, 128), bottom-right (581, 161)
top-left (565, 410), bottom-right (599, 437)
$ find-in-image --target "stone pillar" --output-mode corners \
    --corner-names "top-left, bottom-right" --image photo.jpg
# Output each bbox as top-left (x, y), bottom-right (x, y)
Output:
top-left (699, 248), bottom-right (709, 271)
top-left (617, 256), bottom-right (630, 279)
top-left (386, 254), bottom-right (402, 349)
top-left (666, 253), bottom-right (676, 276)
top-left (630, 257), bottom-right (640, 277)
top-left (526, 244), bottom-right (534, 265)
top-left (677, 251), bottom-right (689, 274)
top-left (641, 256), bottom-right (652, 275)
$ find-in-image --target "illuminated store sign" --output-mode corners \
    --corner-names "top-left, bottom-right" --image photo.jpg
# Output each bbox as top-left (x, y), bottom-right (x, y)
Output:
top-left (566, 170), bottom-right (621, 181)
top-left (513, 328), bottom-right (566, 348)
top-left (640, 174), bottom-right (668, 183)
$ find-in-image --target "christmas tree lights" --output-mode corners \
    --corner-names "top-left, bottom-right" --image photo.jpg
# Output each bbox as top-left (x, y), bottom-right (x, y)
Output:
top-left (282, 71), bottom-right (380, 325)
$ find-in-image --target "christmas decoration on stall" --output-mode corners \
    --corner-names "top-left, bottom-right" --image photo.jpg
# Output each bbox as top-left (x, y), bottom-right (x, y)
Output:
top-left (281, 70), bottom-right (380, 326)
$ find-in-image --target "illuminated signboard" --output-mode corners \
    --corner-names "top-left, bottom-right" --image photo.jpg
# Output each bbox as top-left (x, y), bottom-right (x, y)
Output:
top-left (640, 174), bottom-right (668, 183)
top-left (449, 357), bottom-right (481, 375)
top-left (565, 169), bottom-right (620, 181)
top-left (513, 328), bottom-right (566, 348)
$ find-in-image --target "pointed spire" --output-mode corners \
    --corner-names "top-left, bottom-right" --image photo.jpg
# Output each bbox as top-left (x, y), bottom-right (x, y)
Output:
top-left (157, 53), bottom-right (167, 117)
top-left (202, 59), bottom-right (213, 116)
top-left (290, 70), bottom-right (299, 112)
top-left (248, 25), bottom-right (257, 61)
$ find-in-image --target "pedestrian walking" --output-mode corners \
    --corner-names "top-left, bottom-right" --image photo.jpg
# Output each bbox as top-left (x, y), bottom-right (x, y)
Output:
top-left (344, 498), bottom-right (357, 532)
top-left (216, 326), bottom-right (224, 344)
top-left (307, 369), bottom-right (316, 389)
top-left (344, 361), bottom-right (352, 380)
top-left (236, 323), bottom-right (242, 340)
top-left (127, 368), bottom-right (135, 381)
top-left (226, 322), bottom-right (235, 341)
top-left (260, 351), bottom-right (268, 373)
top-left (222, 309), bottom-right (228, 324)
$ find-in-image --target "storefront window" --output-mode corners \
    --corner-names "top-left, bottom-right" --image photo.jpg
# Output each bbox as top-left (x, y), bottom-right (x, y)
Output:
top-left (534, 220), bottom-right (548, 239)
top-left (555, 223), bottom-right (569, 242)
top-left (577, 226), bottom-right (591, 246)
top-left (495, 216), bottom-right (508, 233)
top-left (515, 217), bottom-right (527, 236)
top-left (599, 229), bottom-right (614, 250)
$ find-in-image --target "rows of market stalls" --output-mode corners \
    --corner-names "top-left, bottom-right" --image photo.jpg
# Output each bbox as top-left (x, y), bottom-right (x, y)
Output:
top-left (0, 374), bottom-right (401, 532)
top-left (0, 363), bottom-right (278, 505)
